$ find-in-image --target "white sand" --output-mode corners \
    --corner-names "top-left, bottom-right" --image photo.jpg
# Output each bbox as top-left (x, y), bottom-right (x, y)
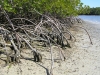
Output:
top-left (0, 21), bottom-right (100, 75)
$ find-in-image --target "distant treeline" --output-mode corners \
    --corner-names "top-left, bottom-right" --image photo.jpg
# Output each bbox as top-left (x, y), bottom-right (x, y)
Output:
top-left (81, 7), bottom-right (100, 15)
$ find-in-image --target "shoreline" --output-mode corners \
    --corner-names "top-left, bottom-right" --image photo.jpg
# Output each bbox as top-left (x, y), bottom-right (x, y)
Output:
top-left (0, 21), bottom-right (100, 75)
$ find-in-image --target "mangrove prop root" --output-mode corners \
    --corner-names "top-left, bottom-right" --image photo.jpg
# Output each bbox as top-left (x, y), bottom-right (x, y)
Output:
top-left (0, 9), bottom-right (86, 75)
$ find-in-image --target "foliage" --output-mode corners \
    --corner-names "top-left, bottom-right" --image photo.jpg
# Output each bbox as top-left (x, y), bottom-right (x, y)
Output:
top-left (89, 7), bottom-right (100, 15)
top-left (78, 5), bottom-right (90, 15)
top-left (0, 0), bottom-right (90, 17)
top-left (80, 7), bottom-right (100, 15)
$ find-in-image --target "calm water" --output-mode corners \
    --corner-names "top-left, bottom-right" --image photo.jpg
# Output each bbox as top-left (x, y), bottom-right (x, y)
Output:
top-left (78, 15), bottom-right (100, 24)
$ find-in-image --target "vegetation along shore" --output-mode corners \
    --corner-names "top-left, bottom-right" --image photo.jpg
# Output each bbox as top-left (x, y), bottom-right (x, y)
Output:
top-left (0, 0), bottom-right (100, 75)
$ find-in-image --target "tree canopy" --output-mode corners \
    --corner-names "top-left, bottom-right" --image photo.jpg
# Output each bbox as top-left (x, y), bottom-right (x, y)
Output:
top-left (80, 7), bottom-right (100, 15)
top-left (0, 0), bottom-right (90, 17)
top-left (89, 7), bottom-right (100, 15)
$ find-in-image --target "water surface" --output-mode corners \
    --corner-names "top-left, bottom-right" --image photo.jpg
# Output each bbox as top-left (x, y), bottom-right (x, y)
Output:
top-left (78, 15), bottom-right (100, 24)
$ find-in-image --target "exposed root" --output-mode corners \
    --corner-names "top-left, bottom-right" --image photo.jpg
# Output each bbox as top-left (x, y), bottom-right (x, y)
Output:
top-left (0, 8), bottom-right (90, 75)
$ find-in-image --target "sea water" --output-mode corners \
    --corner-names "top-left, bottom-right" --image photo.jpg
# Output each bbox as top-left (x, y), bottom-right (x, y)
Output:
top-left (78, 15), bottom-right (100, 24)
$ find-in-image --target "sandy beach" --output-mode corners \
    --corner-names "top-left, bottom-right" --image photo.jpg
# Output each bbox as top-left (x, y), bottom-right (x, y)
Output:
top-left (0, 21), bottom-right (100, 75)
